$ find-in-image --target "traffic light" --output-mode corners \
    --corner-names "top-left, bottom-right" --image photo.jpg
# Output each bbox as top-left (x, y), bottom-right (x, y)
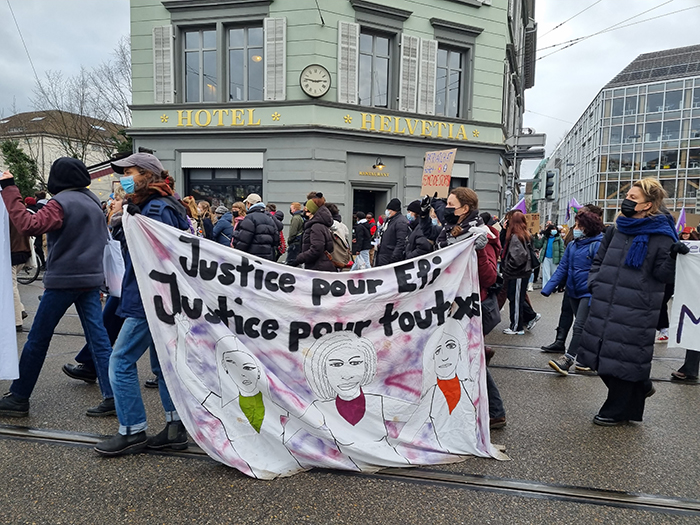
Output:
top-left (545, 169), bottom-right (558, 201)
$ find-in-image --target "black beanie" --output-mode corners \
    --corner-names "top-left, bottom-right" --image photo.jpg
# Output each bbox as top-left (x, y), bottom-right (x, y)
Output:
top-left (387, 198), bottom-right (401, 212)
top-left (356, 211), bottom-right (366, 220)
top-left (407, 200), bottom-right (421, 214)
top-left (47, 157), bottom-right (91, 195)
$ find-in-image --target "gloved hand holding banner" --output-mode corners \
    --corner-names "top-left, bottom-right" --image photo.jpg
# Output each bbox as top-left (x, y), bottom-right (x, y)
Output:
top-left (123, 212), bottom-right (506, 479)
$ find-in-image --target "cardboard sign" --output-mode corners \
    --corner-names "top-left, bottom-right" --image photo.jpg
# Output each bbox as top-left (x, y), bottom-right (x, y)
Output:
top-left (525, 213), bottom-right (540, 236)
top-left (421, 149), bottom-right (457, 198)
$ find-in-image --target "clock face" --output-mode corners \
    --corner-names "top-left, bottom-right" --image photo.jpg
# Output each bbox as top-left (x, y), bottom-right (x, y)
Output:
top-left (300, 64), bottom-right (331, 98)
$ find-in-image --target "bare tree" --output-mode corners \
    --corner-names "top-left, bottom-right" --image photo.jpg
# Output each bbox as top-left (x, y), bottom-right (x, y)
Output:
top-left (90, 36), bottom-right (132, 128)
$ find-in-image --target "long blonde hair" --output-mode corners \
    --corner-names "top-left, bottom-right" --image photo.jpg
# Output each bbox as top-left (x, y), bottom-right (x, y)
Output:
top-left (182, 196), bottom-right (199, 219)
top-left (197, 200), bottom-right (214, 221)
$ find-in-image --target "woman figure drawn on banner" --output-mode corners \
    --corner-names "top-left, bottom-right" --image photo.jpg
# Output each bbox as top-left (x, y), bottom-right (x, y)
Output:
top-left (173, 315), bottom-right (301, 479)
top-left (291, 332), bottom-right (412, 470)
top-left (398, 318), bottom-right (480, 456)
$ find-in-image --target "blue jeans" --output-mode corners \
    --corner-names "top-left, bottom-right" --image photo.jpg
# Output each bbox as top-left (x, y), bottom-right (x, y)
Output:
top-left (11, 287), bottom-right (113, 400)
top-left (109, 317), bottom-right (178, 435)
top-left (75, 296), bottom-right (124, 368)
top-left (541, 257), bottom-right (557, 288)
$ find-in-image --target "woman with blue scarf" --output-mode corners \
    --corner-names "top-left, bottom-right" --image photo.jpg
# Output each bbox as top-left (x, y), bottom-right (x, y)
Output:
top-left (577, 178), bottom-right (689, 426)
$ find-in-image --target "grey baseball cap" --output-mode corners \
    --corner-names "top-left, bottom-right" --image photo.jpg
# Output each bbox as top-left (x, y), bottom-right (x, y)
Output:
top-left (111, 153), bottom-right (164, 175)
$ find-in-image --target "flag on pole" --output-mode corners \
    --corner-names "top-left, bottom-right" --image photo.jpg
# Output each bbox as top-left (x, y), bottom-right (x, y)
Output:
top-left (676, 207), bottom-right (687, 234)
top-left (566, 198), bottom-right (582, 221)
top-left (511, 197), bottom-right (527, 214)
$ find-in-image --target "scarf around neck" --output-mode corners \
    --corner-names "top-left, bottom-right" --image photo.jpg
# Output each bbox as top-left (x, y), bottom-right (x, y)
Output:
top-left (239, 391), bottom-right (265, 433)
top-left (128, 181), bottom-right (175, 205)
top-left (437, 376), bottom-right (461, 414)
top-left (335, 389), bottom-right (366, 426)
top-left (616, 214), bottom-right (678, 268)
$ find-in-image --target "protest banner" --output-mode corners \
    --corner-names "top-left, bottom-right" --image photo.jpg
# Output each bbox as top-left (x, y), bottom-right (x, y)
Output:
top-left (0, 196), bottom-right (19, 379)
top-left (123, 212), bottom-right (505, 479)
top-left (669, 241), bottom-right (700, 352)
top-left (525, 213), bottom-right (540, 236)
top-left (420, 149), bottom-right (457, 198)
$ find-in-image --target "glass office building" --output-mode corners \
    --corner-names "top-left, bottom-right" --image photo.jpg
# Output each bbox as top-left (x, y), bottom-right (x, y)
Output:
top-left (546, 45), bottom-right (700, 224)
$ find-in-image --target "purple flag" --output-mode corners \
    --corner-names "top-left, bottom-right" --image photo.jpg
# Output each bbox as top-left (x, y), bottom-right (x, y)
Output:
top-left (676, 207), bottom-right (686, 234)
top-left (566, 198), bottom-right (582, 221)
top-left (511, 197), bottom-right (527, 214)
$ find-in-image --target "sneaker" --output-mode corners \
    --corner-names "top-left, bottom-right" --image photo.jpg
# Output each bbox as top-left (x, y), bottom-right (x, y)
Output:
top-left (503, 328), bottom-right (525, 335)
top-left (489, 417), bottom-right (506, 429)
top-left (86, 397), bottom-right (116, 417)
top-left (62, 363), bottom-right (97, 384)
top-left (95, 431), bottom-right (148, 456)
top-left (655, 334), bottom-right (669, 343)
top-left (147, 421), bottom-right (188, 451)
top-left (549, 356), bottom-right (573, 376)
top-left (21, 311), bottom-right (28, 320)
top-left (527, 283), bottom-right (534, 292)
top-left (526, 313), bottom-right (542, 331)
top-left (0, 393), bottom-right (29, 418)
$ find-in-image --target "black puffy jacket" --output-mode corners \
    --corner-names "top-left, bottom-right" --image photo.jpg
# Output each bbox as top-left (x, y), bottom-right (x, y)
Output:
top-left (353, 221), bottom-right (372, 254)
top-left (577, 225), bottom-right (676, 381)
top-left (405, 219), bottom-right (433, 259)
top-left (295, 205), bottom-right (336, 272)
top-left (375, 212), bottom-right (409, 266)
top-left (232, 205), bottom-right (281, 260)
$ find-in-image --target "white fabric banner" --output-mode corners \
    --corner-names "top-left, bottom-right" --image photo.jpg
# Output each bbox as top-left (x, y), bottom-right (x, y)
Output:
top-left (124, 213), bottom-right (504, 479)
top-left (669, 241), bottom-right (700, 352)
top-left (0, 196), bottom-right (19, 379)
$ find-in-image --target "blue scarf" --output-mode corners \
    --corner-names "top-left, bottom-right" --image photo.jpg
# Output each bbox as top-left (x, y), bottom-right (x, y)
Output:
top-left (616, 214), bottom-right (678, 268)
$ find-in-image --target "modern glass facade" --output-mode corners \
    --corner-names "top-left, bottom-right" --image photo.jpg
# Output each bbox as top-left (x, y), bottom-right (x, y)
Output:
top-left (548, 75), bottom-right (700, 224)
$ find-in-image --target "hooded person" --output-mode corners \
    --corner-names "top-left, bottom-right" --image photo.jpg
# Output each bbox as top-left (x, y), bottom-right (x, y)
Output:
top-left (0, 158), bottom-right (115, 419)
top-left (290, 194), bottom-right (336, 271)
top-left (231, 193), bottom-right (281, 260)
top-left (94, 152), bottom-right (191, 457)
top-left (351, 211), bottom-right (372, 270)
top-left (212, 205), bottom-right (234, 246)
top-left (375, 198), bottom-right (409, 266)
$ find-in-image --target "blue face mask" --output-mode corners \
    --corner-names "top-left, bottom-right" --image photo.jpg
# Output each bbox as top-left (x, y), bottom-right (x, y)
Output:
top-left (432, 218), bottom-right (439, 226)
top-left (573, 229), bottom-right (584, 239)
top-left (119, 175), bottom-right (135, 194)
top-left (407, 214), bottom-right (415, 223)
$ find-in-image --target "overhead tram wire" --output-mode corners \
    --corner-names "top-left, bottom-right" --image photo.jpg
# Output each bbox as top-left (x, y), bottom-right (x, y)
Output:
top-left (524, 110), bottom-right (575, 125)
top-left (539, 0), bottom-right (604, 39)
top-left (7, 0), bottom-right (39, 83)
top-left (536, 0), bottom-right (677, 59)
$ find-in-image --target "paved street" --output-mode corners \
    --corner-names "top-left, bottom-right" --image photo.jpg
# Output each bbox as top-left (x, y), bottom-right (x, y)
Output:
top-left (1, 280), bottom-right (698, 524)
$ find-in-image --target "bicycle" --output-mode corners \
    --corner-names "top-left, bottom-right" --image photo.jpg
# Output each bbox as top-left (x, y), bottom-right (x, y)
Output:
top-left (17, 239), bottom-right (42, 285)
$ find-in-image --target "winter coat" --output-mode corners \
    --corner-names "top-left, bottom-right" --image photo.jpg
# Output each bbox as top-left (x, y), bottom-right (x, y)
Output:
top-left (405, 219), bottom-right (433, 260)
top-left (542, 234), bottom-right (603, 299)
top-left (353, 220), bottom-right (372, 253)
top-left (577, 226), bottom-right (676, 382)
top-left (213, 212), bottom-right (234, 246)
top-left (201, 216), bottom-right (214, 240)
top-left (375, 212), bottom-right (409, 266)
top-left (10, 220), bottom-right (31, 265)
top-left (295, 205), bottom-right (336, 272)
top-left (288, 211), bottom-right (304, 246)
top-left (232, 205), bottom-right (281, 261)
top-left (501, 235), bottom-right (532, 280)
top-left (533, 232), bottom-right (564, 264)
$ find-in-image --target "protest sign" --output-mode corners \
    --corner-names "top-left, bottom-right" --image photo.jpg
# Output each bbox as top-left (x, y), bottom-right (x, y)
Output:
top-left (525, 213), bottom-right (540, 236)
top-left (0, 196), bottom-right (19, 379)
top-left (123, 213), bottom-right (505, 479)
top-left (669, 241), bottom-right (700, 352)
top-left (421, 149), bottom-right (457, 198)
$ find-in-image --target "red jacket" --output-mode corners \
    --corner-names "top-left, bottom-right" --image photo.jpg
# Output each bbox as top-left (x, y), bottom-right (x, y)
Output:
top-left (367, 218), bottom-right (377, 236)
top-left (1, 184), bottom-right (64, 236)
top-left (477, 224), bottom-right (501, 301)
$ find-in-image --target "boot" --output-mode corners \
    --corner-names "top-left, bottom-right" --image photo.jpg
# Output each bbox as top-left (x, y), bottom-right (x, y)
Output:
top-left (147, 421), bottom-right (188, 451)
top-left (541, 328), bottom-right (566, 353)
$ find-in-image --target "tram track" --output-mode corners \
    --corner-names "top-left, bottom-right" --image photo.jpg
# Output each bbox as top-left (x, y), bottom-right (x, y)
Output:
top-left (0, 423), bottom-right (698, 517)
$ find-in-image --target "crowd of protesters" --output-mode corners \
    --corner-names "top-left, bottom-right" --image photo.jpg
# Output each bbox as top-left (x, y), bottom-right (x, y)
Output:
top-left (1, 150), bottom-right (697, 458)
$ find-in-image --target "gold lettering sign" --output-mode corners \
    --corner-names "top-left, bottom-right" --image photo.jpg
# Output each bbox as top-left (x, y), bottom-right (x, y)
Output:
top-left (177, 109), bottom-right (261, 128)
top-left (359, 171), bottom-right (389, 177)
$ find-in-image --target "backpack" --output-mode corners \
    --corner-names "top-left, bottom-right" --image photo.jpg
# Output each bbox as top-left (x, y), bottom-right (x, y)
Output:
top-left (329, 230), bottom-right (352, 268)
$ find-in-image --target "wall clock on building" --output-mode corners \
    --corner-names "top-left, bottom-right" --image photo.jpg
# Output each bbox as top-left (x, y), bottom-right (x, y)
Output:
top-left (300, 64), bottom-right (331, 98)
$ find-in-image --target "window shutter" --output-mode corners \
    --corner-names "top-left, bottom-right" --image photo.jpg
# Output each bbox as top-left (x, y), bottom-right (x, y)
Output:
top-left (418, 39), bottom-right (438, 115)
top-left (264, 18), bottom-right (287, 101)
top-left (398, 34), bottom-right (419, 113)
top-left (153, 25), bottom-right (174, 104)
top-left (337, 21), bottom-right (359, 105)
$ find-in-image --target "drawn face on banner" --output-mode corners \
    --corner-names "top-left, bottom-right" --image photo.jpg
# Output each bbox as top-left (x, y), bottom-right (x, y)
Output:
top-left (222, 350), bottom-right (261, 396)
top-left (433, 332), bottom-right (460, 380)
top-left (325, 345), bottom-right (366, 400)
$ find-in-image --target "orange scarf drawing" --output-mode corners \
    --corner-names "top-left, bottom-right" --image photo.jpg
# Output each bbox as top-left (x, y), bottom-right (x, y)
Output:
top-left (437, 376), bottom-right (461, 414)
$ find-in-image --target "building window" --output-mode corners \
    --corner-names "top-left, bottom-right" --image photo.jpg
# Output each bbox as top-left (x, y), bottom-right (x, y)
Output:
top-left (436, 47), bottom-right (464, 118)
top-left (359, 31), bottom-right (390, 108)
top-left (184, 29), bottom-right (217, 102)
top-left (186, 168), bottom-right (263, 209)
top-left (228, 27), bottom-right (264, 102)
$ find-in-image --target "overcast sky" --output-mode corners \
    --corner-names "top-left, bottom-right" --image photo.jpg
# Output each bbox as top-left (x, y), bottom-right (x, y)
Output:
top-left (1, 0), bottom-right (698, 178)
top-left (521, 0), bottom-right (700, 178)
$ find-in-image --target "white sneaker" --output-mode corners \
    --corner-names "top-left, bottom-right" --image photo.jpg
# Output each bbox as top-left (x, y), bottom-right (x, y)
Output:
top-left (503, 328), bottom-right (525, 335)
top-left (526, 313), bottom-right (542, 331)
top-left (527, 283), bottom-right (534, 292)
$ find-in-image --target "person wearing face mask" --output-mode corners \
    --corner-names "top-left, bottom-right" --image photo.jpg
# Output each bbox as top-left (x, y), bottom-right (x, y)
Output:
top-left (351, 211), bottom-right (372, 270)
top-left (404, 200), bottom-right (434, 259)
top-left (533, 222), bottom-right (564, 288)
top-left (541, 211), bottom-right (604, 376)
top-left (0, 158), bottom-right (115, 419)
top-left (231, 202), bottom-right (246, 230)
top-left (231, 193), bottom-right (281, 260)
top-left (576, 178), bottom-right (689, 426)
top-left (196, 200), bottom-right (215, 240)
top-left (374, 198), bottom-right (409, 267)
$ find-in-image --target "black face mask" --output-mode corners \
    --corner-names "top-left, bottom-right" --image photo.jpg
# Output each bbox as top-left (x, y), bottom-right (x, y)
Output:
top-left (620, 198), bottom-right (640, 218)
top-left (444, 207), bottom-right (457, 224)
top-left (231, 210), bottom-right (239, 218)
